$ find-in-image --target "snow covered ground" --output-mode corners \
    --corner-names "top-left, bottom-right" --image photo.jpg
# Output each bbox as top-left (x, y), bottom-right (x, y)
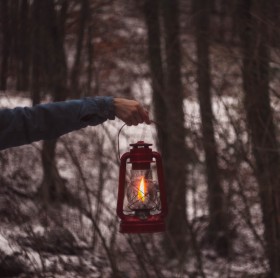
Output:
top-left (0, 92), bottom-right (266, 277)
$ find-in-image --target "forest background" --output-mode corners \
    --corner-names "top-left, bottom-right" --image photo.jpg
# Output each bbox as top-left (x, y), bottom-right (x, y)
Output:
top-left (1, 0), bottom-right (280, 277)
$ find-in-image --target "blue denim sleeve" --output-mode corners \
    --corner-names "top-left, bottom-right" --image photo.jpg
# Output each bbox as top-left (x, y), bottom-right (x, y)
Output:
top-left (0, 96), bottom-right (115, 150)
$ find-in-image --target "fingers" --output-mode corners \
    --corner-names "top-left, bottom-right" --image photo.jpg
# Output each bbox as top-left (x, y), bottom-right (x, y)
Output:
top-left (126, 110), bottom-right (144, 126)
top-left (130, 104), bottom-right (150, 126)
top-left (114, 98), bottom-right (151, 126)
top-left (137, 105), bottom-right (151, 125)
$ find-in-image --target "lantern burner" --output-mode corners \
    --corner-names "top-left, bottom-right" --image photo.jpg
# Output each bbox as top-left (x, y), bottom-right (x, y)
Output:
top-left (135, 209), bottom-right (150, 220)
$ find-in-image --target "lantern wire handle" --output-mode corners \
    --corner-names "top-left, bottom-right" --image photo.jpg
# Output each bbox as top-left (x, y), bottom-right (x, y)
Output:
top-left (117, 123), bottom-right (127, 161)
top-left (117, 120), bottom-right (160, 161)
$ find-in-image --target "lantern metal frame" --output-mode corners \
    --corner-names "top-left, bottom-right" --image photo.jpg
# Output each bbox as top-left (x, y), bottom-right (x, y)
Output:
top-left (117, 140), bottom-right (168, 233)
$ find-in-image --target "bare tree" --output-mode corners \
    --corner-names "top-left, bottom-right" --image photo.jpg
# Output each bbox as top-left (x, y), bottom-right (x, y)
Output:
top-left (0, 1), bottom-right (11, 90)
top-left (70, 0), bottom-right (89, 97)
top-left (16, 0), bottom-right (30, 91)
top-left (192, 0), bottom-right (229, 256)
top-left (161, 0), bottom-right (188, 258)
top-left (143, 0), bottom-right (168, 189)
top-left (144, 0), bottom-right (188, 259)
top-left (38, 0), bottom-right (69, 204)
top-left (238, 0), bottom-right (280, 275)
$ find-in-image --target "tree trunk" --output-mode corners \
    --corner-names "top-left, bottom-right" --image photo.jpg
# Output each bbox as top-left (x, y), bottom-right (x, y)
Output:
top-left (17, 0), bottom-right (30, 91)
top-left (161, 0), bottom-right (188, 258)
top-left (86, 23), bottom-right (94, 94)
top-left (144, 0), bottom-right (188, 258)
top-left (70, 0), bottom-right (89, 97)
top-left (0, 1), bottom-right (11, 90)
top-left (30, 0), bottom-right (43, 105)
top-left (143, 0), bottom-right (174, 254)
top-left (41, 140), bottom-right (66, 203)
top-left (39, 0), bottom-right (68, 204)
top-left (143, 0), bottom-right (168, 170)
top-left (239, 0), bottom-right (280, 275)
top-left (193, 0), bottom-right (229, 256)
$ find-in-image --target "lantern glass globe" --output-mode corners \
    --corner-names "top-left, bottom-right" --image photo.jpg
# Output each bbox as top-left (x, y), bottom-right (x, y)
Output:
top-left (126, 169), bottom-right (159, 212)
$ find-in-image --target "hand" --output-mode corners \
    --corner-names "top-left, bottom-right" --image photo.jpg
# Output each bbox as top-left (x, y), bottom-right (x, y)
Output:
top-left (114, 98), bottom-right (151, 126)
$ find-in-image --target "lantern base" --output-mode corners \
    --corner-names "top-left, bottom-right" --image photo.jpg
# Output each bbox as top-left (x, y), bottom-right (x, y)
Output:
top-left (119, 219), bottom-right (166, 233)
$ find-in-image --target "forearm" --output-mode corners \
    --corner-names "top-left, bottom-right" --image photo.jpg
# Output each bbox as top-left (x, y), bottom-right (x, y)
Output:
top-left (0, 96), bottom-right (115, 150)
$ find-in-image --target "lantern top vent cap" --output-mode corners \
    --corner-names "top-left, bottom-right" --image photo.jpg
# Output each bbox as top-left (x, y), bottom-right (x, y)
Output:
top-left (130, 141), bottom-right (152, 148)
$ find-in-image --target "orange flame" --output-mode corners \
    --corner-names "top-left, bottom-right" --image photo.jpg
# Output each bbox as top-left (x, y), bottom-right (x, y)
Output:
top-left (138, 177), bottom-right (145, 202)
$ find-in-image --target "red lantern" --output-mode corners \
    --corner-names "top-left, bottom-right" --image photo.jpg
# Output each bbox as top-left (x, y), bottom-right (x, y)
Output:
top-left (117, 141), bottom-right (168, 233)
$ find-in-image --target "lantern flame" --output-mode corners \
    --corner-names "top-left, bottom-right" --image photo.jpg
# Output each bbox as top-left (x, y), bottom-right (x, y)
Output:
top-left (138, 177), bottom-right (146, 202)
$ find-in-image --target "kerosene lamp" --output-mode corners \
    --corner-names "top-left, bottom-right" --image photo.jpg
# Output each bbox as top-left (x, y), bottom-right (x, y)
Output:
top-left (117, 141), bottom-right (168, 233)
